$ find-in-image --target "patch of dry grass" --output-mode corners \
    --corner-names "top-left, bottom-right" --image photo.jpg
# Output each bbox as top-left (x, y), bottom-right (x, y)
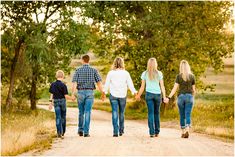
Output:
top-left (1, 109), bottom-right (55, 156)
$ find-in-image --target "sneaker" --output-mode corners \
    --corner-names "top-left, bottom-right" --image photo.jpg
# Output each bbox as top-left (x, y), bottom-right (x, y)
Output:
top-left (150, 135), bottom-right (155, 138)
top-left (119, 132), bottom-right (124, 136)
top-left (155, 134), bottom-right (159, 137)
top-left (113, 134), bottom-right (118, 137)
top-left (78, 131), bottom-right (83, 136)
top-left (84, 134), bottom-right (90, 137)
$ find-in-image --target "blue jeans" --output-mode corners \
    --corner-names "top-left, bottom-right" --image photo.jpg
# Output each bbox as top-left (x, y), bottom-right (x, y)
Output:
top-left (109, 94), bottom-right (127, 135)
top-left (77, 90), bottom-right (94, 135)
top-left (54, 98), bottom-right (67, 135)
top-left (145, 92), bottom-right (161, 135)
top-left (177, 94), bottom-right (194, 129)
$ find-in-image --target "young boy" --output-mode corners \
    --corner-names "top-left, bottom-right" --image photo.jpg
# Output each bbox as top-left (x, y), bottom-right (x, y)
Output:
top-left (49, 70), bottom-right (74, 139)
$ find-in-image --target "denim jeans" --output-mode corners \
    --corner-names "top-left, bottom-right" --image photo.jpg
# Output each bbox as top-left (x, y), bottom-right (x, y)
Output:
top-left (54, 98), bottom-right (66, 135)
top-left (77, 90), bottom-right (94, 135)
top-left (177, 93), bottom-right (194, 129)
top-left (145, 92), bottom-right (161, 135)
top-left (109, 94), bottom-right (127, 135)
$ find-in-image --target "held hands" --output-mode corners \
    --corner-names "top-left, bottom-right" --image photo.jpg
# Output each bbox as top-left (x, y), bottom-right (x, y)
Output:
top-left (71, 95), bottom-right (76, 102)
top-left (163, 97), bottom-right (169, 104)
top-left (101, 92), bottom-right (106, 101)
top-left (135, 94), bottom-right (141, 101)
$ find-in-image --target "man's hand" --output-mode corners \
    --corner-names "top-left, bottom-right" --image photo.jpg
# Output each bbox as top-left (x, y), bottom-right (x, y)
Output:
top-left (101, 92), bottom-right (106, 101)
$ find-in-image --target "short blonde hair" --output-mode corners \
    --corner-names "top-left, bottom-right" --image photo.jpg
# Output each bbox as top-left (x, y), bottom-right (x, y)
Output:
top-left (112, 57), bottom-right (125, 70)
top-left (56, 70), bottom-right (64, 79)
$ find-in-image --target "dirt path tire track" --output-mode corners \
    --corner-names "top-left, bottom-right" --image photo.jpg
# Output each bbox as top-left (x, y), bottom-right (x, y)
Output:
top-left (20, 105), bottom-right (234, 156)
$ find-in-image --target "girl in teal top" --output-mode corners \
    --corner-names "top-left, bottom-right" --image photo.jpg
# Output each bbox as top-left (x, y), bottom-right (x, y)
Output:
top-left (141, 70), bottom-right (163, 94)
top-left (136, 58), bottom-right (167, 137)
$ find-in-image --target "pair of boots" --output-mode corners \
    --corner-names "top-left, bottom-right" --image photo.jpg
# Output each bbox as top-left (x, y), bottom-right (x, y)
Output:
top-left (181, 127), bottom-right (189, 138)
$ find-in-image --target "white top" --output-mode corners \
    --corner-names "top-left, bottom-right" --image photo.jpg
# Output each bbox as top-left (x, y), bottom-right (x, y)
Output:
top-left (104, 69), bottom-right (137, 98)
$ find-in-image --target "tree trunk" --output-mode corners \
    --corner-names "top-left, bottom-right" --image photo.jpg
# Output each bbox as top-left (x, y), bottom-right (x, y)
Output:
top-left (30, 66), bottom-right (38, 110)
top-left (6, 40), bottom-right (23, 110)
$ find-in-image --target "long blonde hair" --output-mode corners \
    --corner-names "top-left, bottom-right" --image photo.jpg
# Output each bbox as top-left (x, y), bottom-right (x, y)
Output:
top-left (147, 58), bottom-right (158, 80)
top-left (112, 57), bottom-right (125, 70)
top-left (180, 60), bottom-right (192, 81)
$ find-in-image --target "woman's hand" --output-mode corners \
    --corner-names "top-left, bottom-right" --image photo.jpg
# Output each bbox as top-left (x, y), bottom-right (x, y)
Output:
top-left (163, 98), bottom-right (169, 104)
top-left (135, 94), bottom-right (141, 101)
top-left (101, 92), bottom-right (106, 101)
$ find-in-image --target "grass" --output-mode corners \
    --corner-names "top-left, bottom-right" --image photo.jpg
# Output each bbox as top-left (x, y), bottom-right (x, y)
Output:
top-left (1, 108), bottom-right (56, 156)
top-left (192, 93), bottom-right (234, 140)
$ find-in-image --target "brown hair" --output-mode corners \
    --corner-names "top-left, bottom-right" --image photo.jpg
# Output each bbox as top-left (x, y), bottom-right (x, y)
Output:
top-left (82, 54), bottom-right (90, 63)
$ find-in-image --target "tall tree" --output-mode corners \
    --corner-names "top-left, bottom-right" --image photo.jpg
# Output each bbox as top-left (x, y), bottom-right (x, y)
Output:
top-left (1, 1), bottom-right (91, 110)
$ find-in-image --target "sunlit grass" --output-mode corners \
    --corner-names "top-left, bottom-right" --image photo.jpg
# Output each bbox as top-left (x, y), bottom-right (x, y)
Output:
top-left (1, 109), bottom-right (55, 156)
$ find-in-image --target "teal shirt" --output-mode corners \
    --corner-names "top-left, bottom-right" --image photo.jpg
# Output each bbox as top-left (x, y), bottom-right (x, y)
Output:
top-left (141, 71), bottom-right (163, 94)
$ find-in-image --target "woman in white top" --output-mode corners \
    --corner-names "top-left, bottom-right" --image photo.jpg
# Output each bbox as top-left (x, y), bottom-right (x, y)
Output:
top-left (104, 57), bottom-right (137, 137)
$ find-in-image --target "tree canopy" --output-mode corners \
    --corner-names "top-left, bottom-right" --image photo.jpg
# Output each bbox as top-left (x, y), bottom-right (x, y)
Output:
top-left (80, 1), bottom-right (234, 93)
top-left (1, 1), bottom-right (234, 110)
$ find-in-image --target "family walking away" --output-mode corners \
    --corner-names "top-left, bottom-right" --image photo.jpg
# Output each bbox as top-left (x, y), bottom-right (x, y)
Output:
top-left (49, 54), bottom-right (195, 139)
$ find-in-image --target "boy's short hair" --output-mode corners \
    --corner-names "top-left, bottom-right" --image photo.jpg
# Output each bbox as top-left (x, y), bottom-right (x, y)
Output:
top-left (82, 54), bottom-right (90, 63)
top-left (56, 70), bottom-right (64, 79)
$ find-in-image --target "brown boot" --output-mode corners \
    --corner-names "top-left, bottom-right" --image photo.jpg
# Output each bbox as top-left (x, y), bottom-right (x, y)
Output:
top-left (184, 131), bottom-right (189, 138)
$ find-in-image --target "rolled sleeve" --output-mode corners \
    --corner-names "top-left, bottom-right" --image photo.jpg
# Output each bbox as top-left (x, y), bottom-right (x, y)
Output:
top-left (94, 70), bottom-right (102, 83)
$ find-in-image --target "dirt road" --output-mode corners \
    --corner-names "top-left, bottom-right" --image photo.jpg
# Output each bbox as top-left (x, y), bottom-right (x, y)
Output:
top-left (21, 105), bottom-right (234, 156)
